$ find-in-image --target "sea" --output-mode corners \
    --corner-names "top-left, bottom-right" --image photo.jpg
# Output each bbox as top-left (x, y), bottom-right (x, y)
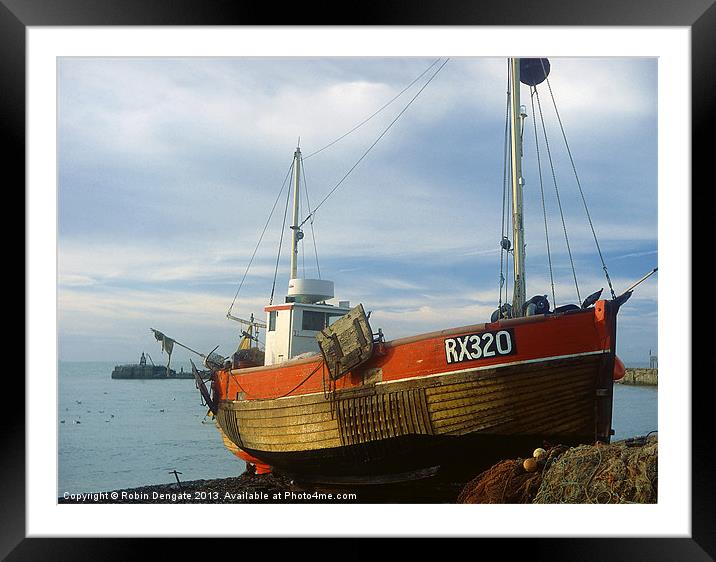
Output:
top-left (58, 361), bottom-right (658, 495)
top-left (58, 361), bottom-right (245, 495)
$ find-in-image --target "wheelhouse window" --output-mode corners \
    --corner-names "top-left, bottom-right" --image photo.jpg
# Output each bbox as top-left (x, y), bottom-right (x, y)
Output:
top-left (302, 310), bottom-right (326, 331)
top-left (301, 311), bottom-right (346, 331)
top-left (268, 311), bottom-right (277, 331)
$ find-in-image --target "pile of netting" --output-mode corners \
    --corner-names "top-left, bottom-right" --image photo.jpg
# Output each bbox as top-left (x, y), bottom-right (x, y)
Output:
top-left (456, 460), bottom-right (540, 503)
top-left (457, 446), bottom-right (569, 504)
top-left (457, 435), bottom-right (657, 504)
top-left (534, 435), bottom-right (658, 504)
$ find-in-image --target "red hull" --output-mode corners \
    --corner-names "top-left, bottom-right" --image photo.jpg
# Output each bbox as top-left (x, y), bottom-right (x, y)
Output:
top-left (216, 300), bottom-right (613, 401)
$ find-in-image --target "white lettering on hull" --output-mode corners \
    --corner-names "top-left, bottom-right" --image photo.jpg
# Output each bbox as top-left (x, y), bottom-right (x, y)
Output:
top-left (443, 329), bottom-right (516, 364)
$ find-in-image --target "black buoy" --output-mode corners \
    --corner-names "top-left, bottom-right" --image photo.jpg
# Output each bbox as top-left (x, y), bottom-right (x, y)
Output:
top-left (490, 303), bottom-right (513, 322)
top-left (520, 58), bottom-right (550, 87)
top-left (523, 294), bottom-right (551, 316)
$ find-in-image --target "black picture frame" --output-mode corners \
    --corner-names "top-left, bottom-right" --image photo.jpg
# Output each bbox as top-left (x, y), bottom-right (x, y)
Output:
top-left (8, 1), bottom-right (706, 559)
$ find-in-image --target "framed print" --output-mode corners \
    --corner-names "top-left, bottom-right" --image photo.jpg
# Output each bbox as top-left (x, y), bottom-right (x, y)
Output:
top-left (8, 0), bottom-right (708, 559)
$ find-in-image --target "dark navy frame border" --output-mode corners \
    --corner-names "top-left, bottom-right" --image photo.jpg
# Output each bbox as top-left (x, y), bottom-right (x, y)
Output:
top-left (7, 1), bottom-right (708, 559)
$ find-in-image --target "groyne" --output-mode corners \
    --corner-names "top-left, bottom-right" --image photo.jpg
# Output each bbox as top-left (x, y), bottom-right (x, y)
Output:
top-left (618, 368), bottom-right (658, 386)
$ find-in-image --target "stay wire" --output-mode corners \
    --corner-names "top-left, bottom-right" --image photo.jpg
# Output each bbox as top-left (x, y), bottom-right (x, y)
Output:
top-left (300, 155), bottom-right (322, 279)
top-left (302, 57), bottom-right (443, 160)
top-left (300, 58), bottom-right (451, 228)
top-left (230, 56), bottom-right (439, 312)
top-left (299, 184), bottom-right (306, 278)
top-left (499, 60), bottom-right (511, 311)
top-left (506, 61), bottom-right (514, 310)
top-left (530, 87), bottom-right (557, 307)
top-left (540, 59), bottom-right (616, 300)
top-left (534, 86), bottom-right (581, 304)
top-left (269, 162), bottom-right (295, 305)
top-left (301, 221), bottom-right (306, 277)
top-left (507, 146), bottom-right (513, 305)
top-left (228, 160), bottom-right (294, 316)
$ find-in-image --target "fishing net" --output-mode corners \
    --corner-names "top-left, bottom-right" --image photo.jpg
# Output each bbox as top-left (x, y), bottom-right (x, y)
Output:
top-left (457, 437), bottom-right (657, 504)
top-left (534, 436), bottom-right (658, 504)
top-left (456, 458), bottom-right (545, 504)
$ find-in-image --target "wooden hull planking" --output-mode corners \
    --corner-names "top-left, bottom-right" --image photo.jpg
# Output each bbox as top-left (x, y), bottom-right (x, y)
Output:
top-left (218, 352), bottom-right (605, 445)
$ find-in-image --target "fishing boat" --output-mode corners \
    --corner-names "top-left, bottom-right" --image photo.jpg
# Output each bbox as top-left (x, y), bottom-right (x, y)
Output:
top-left (162, 58), bottom-right (654, 484)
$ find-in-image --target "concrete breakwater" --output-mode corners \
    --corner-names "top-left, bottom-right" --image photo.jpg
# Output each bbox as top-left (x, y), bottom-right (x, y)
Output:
top-left (618, 368), bottom-right (658, 386)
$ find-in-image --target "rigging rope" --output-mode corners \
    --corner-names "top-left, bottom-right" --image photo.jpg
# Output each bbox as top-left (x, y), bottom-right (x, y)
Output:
top-left (227, 160), bottom-right (294, 316)
top-left (530, 87), bottom-right (557, 307)
top-left (507, 148), bottom-right (513, 306)
top-left (299, 58), bottom-right (451, 228)
top-left (505, 60), bottom-right (514, 312)
top-left (299, 181), bottom-right (306, 278)
top-left (232, 59), bottom-right (449, 311)
top-left (301, 220), bottom-right (306, 278)
top-left (534, 86), bottom-right (582, 304)
top-left (300, 155), bottom-right (322, 279)
top-left (231, 61), bottom-right (448, 314)
top-left (540, 59), bottom-right (617, 300)
top-left (269, 163), bottom-right (295, 304)
top-left (498, 60), bottom-right (511, 312)
top-left (302, 57), bottom-right (443, 160)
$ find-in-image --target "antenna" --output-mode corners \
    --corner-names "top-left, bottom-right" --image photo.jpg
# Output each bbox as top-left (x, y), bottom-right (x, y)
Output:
top-left (226, 312), bottom-right (267, 350)
top-left (226, 312), bottom-right (267, 329)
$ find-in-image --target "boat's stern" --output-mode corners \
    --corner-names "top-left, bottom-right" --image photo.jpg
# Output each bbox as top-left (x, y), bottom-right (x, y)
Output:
top-left (593, 294), bottom-right (631, 443)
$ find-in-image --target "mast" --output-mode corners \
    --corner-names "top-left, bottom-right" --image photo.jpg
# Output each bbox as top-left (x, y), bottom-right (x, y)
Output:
top-left (289, 146), bottom-right (302, 280)
top-left (509, 58), bottom-right (527, 317)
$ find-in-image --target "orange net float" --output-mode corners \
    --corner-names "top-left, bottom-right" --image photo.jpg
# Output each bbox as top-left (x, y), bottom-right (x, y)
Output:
top-left (613, 356), bottom-right (626, 381)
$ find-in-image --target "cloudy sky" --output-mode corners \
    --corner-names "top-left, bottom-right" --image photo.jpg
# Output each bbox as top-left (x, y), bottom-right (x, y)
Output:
top-left (57, 56), bottom-right (658, 365)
